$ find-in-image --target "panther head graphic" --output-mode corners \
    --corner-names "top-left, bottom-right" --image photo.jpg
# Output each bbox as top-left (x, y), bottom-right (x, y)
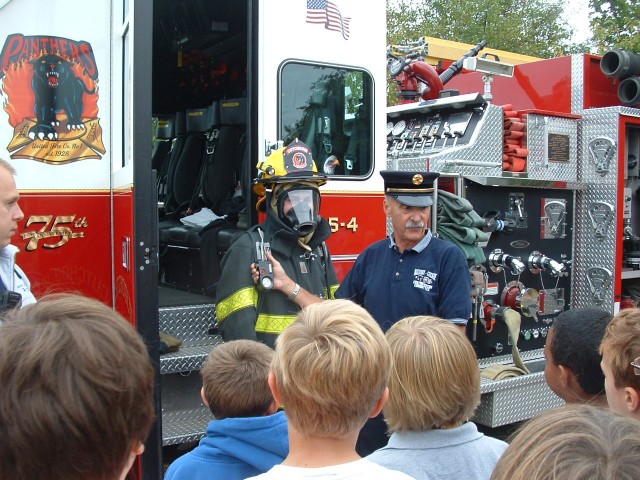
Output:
top-left (28, 53), bottom-right (95, 141)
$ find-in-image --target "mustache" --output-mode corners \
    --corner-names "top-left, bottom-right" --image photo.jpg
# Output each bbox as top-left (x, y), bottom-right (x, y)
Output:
top-left (405, 221), bottom-right (426, 229)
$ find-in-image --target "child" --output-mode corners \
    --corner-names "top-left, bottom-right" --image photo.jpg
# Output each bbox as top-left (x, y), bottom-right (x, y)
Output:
top-left (164, 339), bottom-right (288, 479)
top-left (247, 299), bottom-right (414, 479)
top-left (0, 293), bottom-right (155, 480)
top-left (491, 404), bottom-right (640, 479)
top-left (368, 316), bottom-right (507, 479)
top-left (543, 307), bottom-right (612, 406)
top-left (599, 307), bottom-right (640, 420)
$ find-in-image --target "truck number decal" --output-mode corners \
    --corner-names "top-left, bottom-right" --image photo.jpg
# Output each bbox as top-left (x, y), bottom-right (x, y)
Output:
top-left (328, 216), bottom-right (359, 233)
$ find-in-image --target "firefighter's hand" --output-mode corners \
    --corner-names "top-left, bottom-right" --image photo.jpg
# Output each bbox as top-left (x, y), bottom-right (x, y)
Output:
top-left (250, 251), bottom-right (294, 293)
top-left (251, 263), bottom-right (259, 284)
top-left (255, 251), bottom-right (323, 307)
top-left (265, 251), bottom-right (294, 293)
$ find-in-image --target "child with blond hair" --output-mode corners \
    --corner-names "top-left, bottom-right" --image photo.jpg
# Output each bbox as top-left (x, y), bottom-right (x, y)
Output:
top-left (368, 315), bottom-right (506, 479)
top-left (491, 404), bottom-right (640, 480)
top-left (248, 299), bottom-right (414, 479)
top-left (599, 307), bottom-right (640, 420)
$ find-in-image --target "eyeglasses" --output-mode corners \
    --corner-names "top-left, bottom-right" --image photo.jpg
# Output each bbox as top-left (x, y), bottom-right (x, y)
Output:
top-left (632, 357), bottom-right (640, 376)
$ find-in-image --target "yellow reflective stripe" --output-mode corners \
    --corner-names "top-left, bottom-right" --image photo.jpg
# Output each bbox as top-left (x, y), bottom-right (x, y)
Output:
top-left (328, 284), bottom-right (339, 299)
top-left (256, 314), bottom-right (297, 334)
top-left (216, 287), bottom-right (258, 322)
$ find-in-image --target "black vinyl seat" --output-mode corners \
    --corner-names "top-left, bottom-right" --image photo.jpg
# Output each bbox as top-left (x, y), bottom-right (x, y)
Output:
top-left (158, 98), bottom-right (248, 293)
top-left (152, 115), bottom-right (175, 173)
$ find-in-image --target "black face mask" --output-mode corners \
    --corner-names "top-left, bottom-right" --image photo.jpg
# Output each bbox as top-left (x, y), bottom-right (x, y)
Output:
top-left (277, 186), bottom-right (321, 237)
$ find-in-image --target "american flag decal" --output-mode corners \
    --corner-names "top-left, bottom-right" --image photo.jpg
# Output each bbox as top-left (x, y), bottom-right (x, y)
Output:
top-left (306, 0), bottom-right (351, 40)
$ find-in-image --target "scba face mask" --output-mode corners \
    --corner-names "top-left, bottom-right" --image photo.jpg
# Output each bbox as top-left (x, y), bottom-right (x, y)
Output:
top-left (278, 186), bottom-right (321, 237)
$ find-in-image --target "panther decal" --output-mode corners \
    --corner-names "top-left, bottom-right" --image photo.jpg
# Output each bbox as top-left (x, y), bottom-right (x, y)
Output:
top-left (28, 53), bottom-right (95, 141)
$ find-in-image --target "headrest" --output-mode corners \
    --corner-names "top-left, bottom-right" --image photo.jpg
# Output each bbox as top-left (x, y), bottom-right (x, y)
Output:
top-left (220, 98), bottom-right (246, 126)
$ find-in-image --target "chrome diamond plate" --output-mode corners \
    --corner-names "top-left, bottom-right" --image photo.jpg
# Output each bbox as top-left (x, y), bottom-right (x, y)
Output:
top-left (476, 349), bottom-right (563, 426)
top-left (387, 104), bottom-right (504, 176)
top-left (476, 349), bottom-right (562, 427)
top-left (162, 407), bottom-right (213, 446)
top-left (525, 113), bottom-right (578, 181)
top-left (160, 338), bottom-right (223, 374)
top-left (571, 54), bottom-right (584, 114)
top-left (572, 107), bottom-right (639, 310)
top-left (159, 303), bottom-right (216, 341)
top-left (159, 303), bottom-right (221, 374)
top-left (474, 373), bottom-right (564, 427)
top-left (387, 104), bottom-right (579, 184)
top-left (161, 370), bottom-right (211, 445)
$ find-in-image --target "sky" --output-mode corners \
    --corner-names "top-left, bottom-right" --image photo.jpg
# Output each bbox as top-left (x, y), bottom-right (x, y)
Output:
top-left (561, 0), bottom-right (593, 44)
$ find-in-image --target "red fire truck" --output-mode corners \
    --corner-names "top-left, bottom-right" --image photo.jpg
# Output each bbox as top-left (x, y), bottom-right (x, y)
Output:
top-left (1, 0), bottom-right (639, 477)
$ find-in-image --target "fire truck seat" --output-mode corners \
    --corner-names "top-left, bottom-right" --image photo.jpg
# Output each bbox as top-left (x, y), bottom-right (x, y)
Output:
top-left (152, 114), bottom-right (175, 172)
top-left (161, 103), bottom-right (220, 219)
top-left (157, 111), bottom-right (186, 208)
top-left (158, 99), bottom-right (247, 293)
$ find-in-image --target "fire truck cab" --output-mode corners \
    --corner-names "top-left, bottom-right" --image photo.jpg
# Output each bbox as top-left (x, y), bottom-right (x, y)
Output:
top-left (2, 0), bottom-right (640, 478)
top-left (0, 0), bottom-right (388, 476)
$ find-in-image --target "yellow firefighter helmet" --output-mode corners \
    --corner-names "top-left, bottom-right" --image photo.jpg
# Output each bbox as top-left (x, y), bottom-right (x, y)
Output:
top-left (252, 139), bottom-right (327, 197)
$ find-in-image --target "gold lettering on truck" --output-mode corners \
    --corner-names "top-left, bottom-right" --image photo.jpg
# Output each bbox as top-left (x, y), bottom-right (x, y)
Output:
top-left (328, 217), bottom-right (359, 233)
top-left (21, 215), bottom-right (87, 250)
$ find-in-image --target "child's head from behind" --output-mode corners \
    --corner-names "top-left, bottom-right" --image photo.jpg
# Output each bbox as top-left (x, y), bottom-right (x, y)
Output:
top-left (491, 404), bottom-right (640, 480)
top-left (201, 339), bottom-right (275, 418)
top-left (599, 308), bottom-right (640, 418)
top-left (271, 299), bottom-right (391, 438)
top-left (384, 316), bottom-right (480, 431)
top-left (0, 293), bottom-right (155, 480)
top-left (544, 307), bottom-right (612, 402)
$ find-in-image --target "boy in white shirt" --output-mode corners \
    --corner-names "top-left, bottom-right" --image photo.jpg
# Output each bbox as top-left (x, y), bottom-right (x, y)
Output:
top-left (247, 299), bottom-right (414, 480)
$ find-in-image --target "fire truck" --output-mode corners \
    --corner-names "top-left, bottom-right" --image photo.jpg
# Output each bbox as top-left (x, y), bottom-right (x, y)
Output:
top-left (1, 0), bottom-right (639, 477)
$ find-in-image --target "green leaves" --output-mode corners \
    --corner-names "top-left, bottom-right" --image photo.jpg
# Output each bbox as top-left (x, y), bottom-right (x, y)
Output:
top-left (590, 0), bottom-right (639, 53)
top-left (387, 0), bottom-right (576, 58)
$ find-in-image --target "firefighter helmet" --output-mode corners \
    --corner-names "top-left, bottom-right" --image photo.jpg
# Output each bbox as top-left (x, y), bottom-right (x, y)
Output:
top-left (252, 139), bottom-right (327, 196)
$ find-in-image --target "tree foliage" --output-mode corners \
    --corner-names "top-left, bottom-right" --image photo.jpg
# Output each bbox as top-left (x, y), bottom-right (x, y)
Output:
top-left (387, 0), bottom-right (574, 59)
top-left (590, 0), bottom-right (640, 53)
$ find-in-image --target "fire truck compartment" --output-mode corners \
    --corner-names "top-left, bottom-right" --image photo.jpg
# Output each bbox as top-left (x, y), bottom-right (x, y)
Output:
top-left (476, 350), bottom-right (564, 427)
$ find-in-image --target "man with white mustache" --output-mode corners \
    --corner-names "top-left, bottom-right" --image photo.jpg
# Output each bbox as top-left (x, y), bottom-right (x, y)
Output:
top-left (336, 170), bottom-right (470, 331)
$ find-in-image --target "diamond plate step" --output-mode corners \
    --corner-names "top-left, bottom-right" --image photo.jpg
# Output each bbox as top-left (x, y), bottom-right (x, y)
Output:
top-left (162, 406), bottom-right (212, 446)
top-left (160, 337), bottom-right (223, 374)
top-left (159, 302), bottom-right (221, 374)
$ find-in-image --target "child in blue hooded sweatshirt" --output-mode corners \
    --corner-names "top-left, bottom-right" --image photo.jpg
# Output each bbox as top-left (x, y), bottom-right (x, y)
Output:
top-left (164, 339), bottom-right (289, 480)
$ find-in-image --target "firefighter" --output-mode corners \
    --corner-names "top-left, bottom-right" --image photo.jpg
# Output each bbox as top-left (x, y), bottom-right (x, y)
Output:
top-left (215, 140), bottom-right (339, 348)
